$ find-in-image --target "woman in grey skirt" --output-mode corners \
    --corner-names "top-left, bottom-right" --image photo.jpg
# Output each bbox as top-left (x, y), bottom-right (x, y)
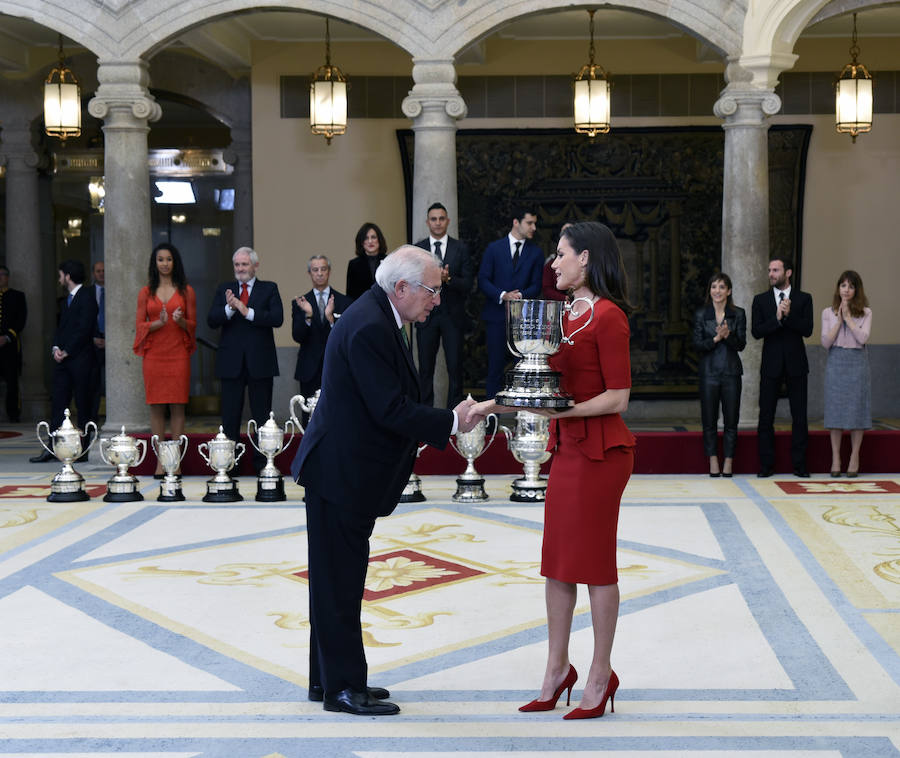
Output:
top-left (821, 270), bottom-right (872, 477)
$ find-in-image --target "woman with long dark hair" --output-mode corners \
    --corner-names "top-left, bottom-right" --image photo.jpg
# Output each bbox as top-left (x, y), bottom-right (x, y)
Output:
top-left (346, 222), bottom-right (387, 300)
top-left (470, 221), bottom-right (635, 719)
top-left (821, 270), bottom-right (871, 477)
top-left (133, 243), bottom-right (196, 476)
top-left (691, 272), bottom-right (746, 476)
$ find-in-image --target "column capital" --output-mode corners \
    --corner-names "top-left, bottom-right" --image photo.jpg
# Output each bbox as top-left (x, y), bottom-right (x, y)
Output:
top-left (88, 59), bottom-right (162, 124)
top-left (713, 86), bottom-right (781, 128)
top-left (402, 58), bottom-right (467, 122)
top-left (0, 122), bottom-right (42, 170)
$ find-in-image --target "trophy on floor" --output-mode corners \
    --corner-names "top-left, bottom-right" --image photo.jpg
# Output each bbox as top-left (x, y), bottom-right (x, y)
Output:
top-left (151, 434), bottom-right (188, 502)
top-left (198, 426), bottom-right (245, 502)
top-left (399, 444), bottom-right (428, 503)
top-left (495, 299), bottom-right (580, 408)
top-left (35, 409), bottom-right (98, 502)
top-left (289, 389), bottom-right (321, 433)
top-left (99, 426), bottom-right (147, 502)
top-left (449, 413), bottom-right (497, 502)
top-left (247, 412), bottom-right (295, 502)
top-left (502, 410), bottom-right (552, 502)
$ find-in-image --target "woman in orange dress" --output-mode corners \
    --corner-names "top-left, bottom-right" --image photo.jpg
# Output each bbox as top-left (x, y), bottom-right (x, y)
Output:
top-left (471, 221), bottom-right (634, 720)
top-left (133, 243), bottom-right (196, 475)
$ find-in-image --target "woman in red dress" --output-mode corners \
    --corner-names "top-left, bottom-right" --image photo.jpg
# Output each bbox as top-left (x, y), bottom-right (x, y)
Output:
top-left (133, 243), bottom-right (196, 475)
top-left (471, 221), bottom-right (634, 719)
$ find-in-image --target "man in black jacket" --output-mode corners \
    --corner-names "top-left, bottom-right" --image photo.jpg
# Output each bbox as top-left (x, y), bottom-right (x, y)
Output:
top-left (751, 256), bottom-right (813, 477)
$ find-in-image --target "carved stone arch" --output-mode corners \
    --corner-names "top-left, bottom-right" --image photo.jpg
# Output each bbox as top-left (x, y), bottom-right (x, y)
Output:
top-left (0, 1), bottom-right (117, 58)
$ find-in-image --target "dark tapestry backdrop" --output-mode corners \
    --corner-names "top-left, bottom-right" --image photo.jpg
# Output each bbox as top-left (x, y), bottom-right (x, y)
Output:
top-left (397, 126), bottom-right (811, 398)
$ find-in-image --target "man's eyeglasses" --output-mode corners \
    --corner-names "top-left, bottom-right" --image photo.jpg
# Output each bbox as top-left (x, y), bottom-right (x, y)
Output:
top-left (415, 281), bottom-right (442, 299)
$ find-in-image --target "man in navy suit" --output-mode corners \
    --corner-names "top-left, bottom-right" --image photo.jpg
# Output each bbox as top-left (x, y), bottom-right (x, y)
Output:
top-left (477, 205), bottom-right (544, 398)
top-left (751, 256), bottom-right (813, 477)
top-left (291, 255), bottom-right (351, 422)
top-left (291, 245), bottom-right (481, 716)
top-left (30, 259), bottom-right (98, 462)
top-left (207, 247), bottom-right (283, 471)
top-left (414, 202), bottom-right (473, 408)
top-left (89, 261), bottom-right (106, 423)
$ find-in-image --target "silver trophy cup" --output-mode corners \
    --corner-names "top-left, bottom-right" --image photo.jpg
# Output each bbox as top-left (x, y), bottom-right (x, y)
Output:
top-left (247, 412), bottom-right (295, 502)
top-left (399, 444), bottom-right (428, 503)
top-left (36, 408), bottom-right (98, 502)
top-left (151, 434), bottom-right (188, 502)
top-left (502, 410), bottom-right (552, 502)
top-left (449, 413), bottom-right (498, 502)
top-left (99, 426), bottom-right (148, 502)
top-left (198, 426), bottom-right (246, 502)
top-left (289, 389), bottom-right (321, 433)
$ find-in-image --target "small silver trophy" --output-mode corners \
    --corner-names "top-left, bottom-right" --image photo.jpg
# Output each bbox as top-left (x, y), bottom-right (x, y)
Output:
top-left (289, 389), bottom-right (321, 433)
top-left (449, 413), bottom-right (498, 502)
top-left (198, 426), bottom-right (246, 502)
top-left (35, 409), bottom-right (98, 502)
top-left (99, 426), bottom-right (148, 502)
top-left (247, 412), bottom-right (295, 502)
top-left (399, 444), bottom-right (428, 503)
top-left (495, 298), bottom-right (594, 408)
top-left (502, 410), bottom-right (552, 502)
top-left (151, 434), bottom-right (188, 502)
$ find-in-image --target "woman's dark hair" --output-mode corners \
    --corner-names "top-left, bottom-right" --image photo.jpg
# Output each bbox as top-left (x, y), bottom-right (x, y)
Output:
top-left (831, 269), bottom-right (868, 317)
top-left (148, 242), bottom-right (188, 294)
top-left (560, 222), bottom-right (633, 315)
top-left (354, 222), bottom-right (387, 258)
top-left (704, 272), bottom-right (735, 310)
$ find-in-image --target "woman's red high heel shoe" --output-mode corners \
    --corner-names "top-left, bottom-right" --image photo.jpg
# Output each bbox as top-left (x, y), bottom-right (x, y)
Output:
top-left (563, 670), bottom-right (618, 720)
top-left (519, 664), bottom-right (578, 712)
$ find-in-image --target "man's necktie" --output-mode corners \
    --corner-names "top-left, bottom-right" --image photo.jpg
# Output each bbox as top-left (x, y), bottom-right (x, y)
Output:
top-left (97, 287), bottom-right (105, 334)
top-left (317, 291), bottom-right (326, 322)
top-left (779, 292), bottom-right (785, 303)
top-left (67, 292), bottom-right (73, 307)
top-left (434, 240), bottom-right (442, 262)
top-left (240, 283), bottom-right (249, 305)
top-left (513, 241), bottom-right (522, 268)
top-left (399, 326), bottom-right (410, 351)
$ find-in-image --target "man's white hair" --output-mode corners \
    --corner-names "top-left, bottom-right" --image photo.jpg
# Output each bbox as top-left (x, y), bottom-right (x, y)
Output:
top-left (233, 246), bottom-right (259, 265)
top-left (375, 245), bottom-right (441, 294)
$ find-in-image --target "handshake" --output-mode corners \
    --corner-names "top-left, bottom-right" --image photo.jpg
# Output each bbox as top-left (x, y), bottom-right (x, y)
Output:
top-left (452, 396), bottom-right (500, 434)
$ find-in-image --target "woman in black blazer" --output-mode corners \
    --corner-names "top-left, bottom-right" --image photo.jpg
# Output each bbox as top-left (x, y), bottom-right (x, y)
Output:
top-left (346, 222), bottom-right (387, 300)
top-left (692, 272), bottom-right (746, 477)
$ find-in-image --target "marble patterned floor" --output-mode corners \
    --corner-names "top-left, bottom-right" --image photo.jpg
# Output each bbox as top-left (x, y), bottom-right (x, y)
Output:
top-left (1, 441), bottom-right (899, 757)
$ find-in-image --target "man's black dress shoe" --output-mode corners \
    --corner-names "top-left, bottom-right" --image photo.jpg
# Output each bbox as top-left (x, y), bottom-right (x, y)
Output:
top-left (757, 467), bottom-right (774, 478)
top-left (323, 688), bottom-right (399, 715)
top-left (29, 450), bottom-right (55, 463)
top-left (308, 684), bottom-right (389, 702)
top-left (793, 468), bottom-right (810, 478)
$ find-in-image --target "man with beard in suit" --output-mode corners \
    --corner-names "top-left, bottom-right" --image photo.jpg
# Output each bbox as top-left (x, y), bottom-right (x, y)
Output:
top-left (414, 202), bottom-right (473, 408)
top-left (291, 245), bottom-right (481, 716)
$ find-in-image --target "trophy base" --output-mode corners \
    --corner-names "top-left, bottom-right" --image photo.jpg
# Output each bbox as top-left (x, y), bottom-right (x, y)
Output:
top-left (495, 369), bottom-right (573, 408)
top-left (452, 476), bottom-right (489, 502)
top-left (157, 480), bottom-right (185, 502)
top-left (399, 476), bottom-right (426, 503)
top-left (203, 478), bottom-right (243, 503)
top-left (104, 489), bottom-right (144, 502)
top-left (510, 477), bottom-right (548, 502)
top-left (256, 476), bottom-right (286, 502)
top-left (104, 477), bottom-right (144, 502)
top-left (48, 487), bottom-right (90, 502)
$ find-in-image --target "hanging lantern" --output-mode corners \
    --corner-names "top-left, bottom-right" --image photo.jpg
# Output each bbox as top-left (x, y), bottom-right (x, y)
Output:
top-left (835, 13), bottom-right (873, 143)
top-left (310, 18), bottom-right (348, 144)
top-left (44, 35), bottom-right (82, 142)
top-left (574, 9), bottom-right (611, 137)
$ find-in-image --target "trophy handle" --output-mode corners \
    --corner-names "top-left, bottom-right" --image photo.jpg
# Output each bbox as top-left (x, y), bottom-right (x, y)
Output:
top-left (416, 443), bottom-right (427, 457)
top-left (82, 421), bottom-right (99, 456)
top-left (504, 301), bottom-right (525, 359)
top-left (197, 442), bottom-right (211, 466)
top-left (134, 439), bottom-right (148, 467)
top-left (36, 421), bottom-right (54, 456)
top-left (177, 434), bottom-right (189, 462)
top-left (447, 436), bottom-right (462, 458)
top-left (246, 419), bottom-right (262, 454)
top-left (500, 424), bottom-right (513, 446)
top-left (481, 413), bottom-right (499, 453)
top-left (561, 297), bottom-right (595, 345)
top-left (98, 437), bottom-right (113, 466)
top-left (282, 419), bottom-right (296, 450)
top-left (233, 442), bottom-right (246, 463)
top-left (288, 395), bottom-right (305, 434)
top-left (150, 434), bottom-right (160, 457)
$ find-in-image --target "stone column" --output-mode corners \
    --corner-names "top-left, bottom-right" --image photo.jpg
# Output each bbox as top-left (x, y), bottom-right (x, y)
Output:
top-left (224, 126), bottom-right (253, 248)
top-left (713, 84), bottom-right (781, 427)
top-left (0, 119), bottom-right (50, 420)
top-left (88, 60), bottom-right (162, 432)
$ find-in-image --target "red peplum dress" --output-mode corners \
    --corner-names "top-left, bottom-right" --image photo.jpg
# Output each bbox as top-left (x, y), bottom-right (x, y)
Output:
top-left (133, 286), bottom-right (197, 404)
top-left (541, 298), bottom-right (636, 586)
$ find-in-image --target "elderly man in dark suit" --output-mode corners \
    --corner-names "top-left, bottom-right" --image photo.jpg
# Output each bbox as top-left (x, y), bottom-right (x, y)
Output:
top-left (291, 254), bottom-right (351, 422)
top-left (30, 260), bottom-right (98, 462)
top-left (207, 246), bottom-right (283, 472)
top-left (414, 202), bottom-right (473, 408)
top-left (0, 265), bottom-right (27, 423)
top-left (477, 205), bottom-right (544, 399)
top-left (751, 256), bottom-right (814, 477)
top-left (291, 245), bottom-right (481, 716)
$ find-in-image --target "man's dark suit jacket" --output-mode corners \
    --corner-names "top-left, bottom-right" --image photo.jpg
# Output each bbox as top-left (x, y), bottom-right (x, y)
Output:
top-left (751, 288), bottom-right (813, 376)
top-left (413, 237), bottom-right (473, 326)
top-left (477, 237), bottom-right (544, 322)
top-left (52, 285), bottom-right (98, 429)
top-left (55, 286), bottom-right (98, 362)
top-left (291, 287), bottom-right (353, 385)
top-left (291, 284), bottom-right (453, 517)
top-left (207, 279), bottom-right (283, 378)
